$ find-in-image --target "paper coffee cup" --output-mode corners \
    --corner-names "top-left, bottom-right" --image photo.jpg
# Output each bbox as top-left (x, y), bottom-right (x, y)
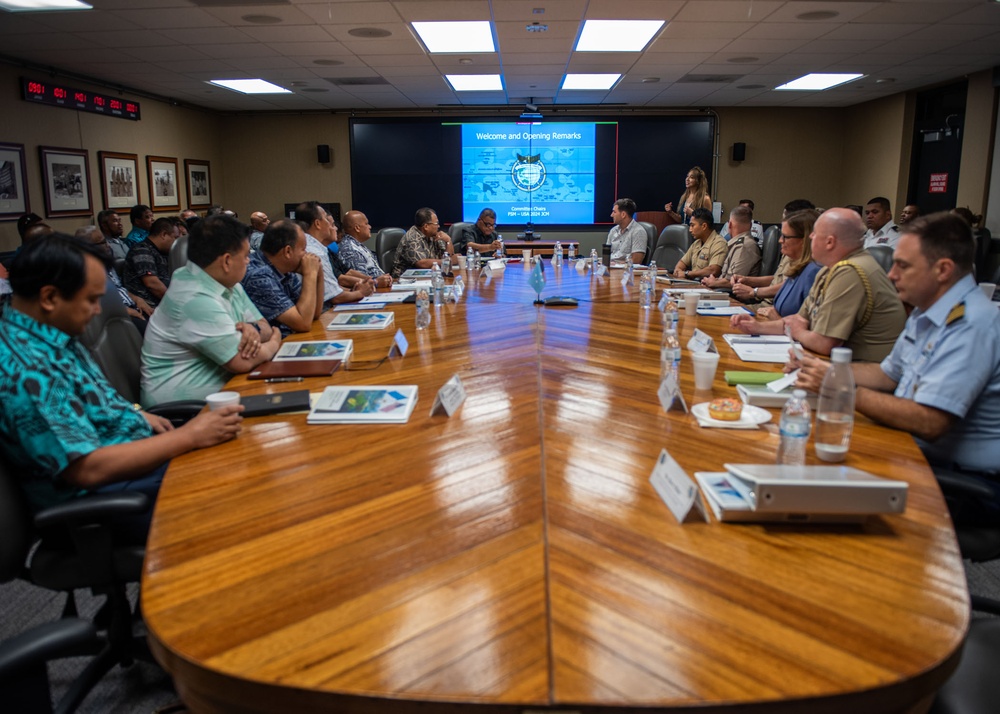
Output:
top-left (684, 292), bottom-right (700, 315)
top-left (521, 249), bottom-right (532, 261)
top-left (691, 351), bottom-right (720, 391)
top-left (206, 391), bottom-right (241, 411)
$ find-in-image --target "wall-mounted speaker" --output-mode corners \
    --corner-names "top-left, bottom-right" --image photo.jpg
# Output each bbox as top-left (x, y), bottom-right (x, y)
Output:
top-left (317, 144), bottom-right (331, 164)
top-left (732, 142), bottom-right (746, 162)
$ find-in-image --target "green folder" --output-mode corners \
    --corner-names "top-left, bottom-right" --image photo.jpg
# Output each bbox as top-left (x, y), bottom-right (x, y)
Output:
top-left (724, 371), bottom-right (784, 386)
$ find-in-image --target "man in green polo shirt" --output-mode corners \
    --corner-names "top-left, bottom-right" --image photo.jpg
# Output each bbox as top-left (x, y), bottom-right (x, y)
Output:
top-left (140, 215), bottom-right (281, 406)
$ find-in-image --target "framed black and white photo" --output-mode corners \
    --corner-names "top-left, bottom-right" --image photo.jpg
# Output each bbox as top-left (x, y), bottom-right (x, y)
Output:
top-left (146, 155), bottom-right (180, 211)
top-left (39, 145), bottom-right (92, 218)
top-left (0, 142), bottom-right (29, 221)
top-left (184, 158), bottom-right (211, 208)
top-left (99, 151), bottom-right (140, 213)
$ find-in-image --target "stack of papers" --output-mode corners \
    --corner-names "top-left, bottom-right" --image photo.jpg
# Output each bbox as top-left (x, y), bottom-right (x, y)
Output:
top-left (697, 305), bottom-right (752, 317)
top-left (307, 385), bottom-right (418, 424)
top-left (326, 312), bottom-right (395, 331)
top-left (723, 334), bottom-right (799, 363)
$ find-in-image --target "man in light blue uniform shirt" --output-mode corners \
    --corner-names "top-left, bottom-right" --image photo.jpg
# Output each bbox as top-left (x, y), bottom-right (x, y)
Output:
top-left (796, 212), bottom-right (1000, 477)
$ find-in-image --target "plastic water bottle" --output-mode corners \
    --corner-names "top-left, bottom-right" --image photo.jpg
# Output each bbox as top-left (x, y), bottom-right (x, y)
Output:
top-left (661, 326), bottom-right (681, 380)
top-left (568, 242), bottom-right (576, 260)
top-left (815, 347), bottom-right (856, 462)
top-left (466, 244), bottom-right (474, 270)
top-left (663, 294), bottom-right (679, 328)
top-left (639, 271), bottom-right (653, 309)
top-left (626, 255), bottom-right (634, 284)
top-left (648, 259), bottom-right (657, 282)
top-left (441, 253), bottom-right (451, 277)
top-left (777, 389), bottom-right (811, 465)
top-left (590, 248), bottom-right (599, 272)
top-left (553, 241), bottom-right (563, 267)
top-left (431, 262), bottom-right (443, 305)
top-left (495, 235), bottom-right (504, 259)
top-left (415, 288), bottom-right (431, 329)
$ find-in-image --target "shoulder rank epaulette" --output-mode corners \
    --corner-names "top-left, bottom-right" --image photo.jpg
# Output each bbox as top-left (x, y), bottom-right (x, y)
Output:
top-left (945, 303), bottom-right (965, 326)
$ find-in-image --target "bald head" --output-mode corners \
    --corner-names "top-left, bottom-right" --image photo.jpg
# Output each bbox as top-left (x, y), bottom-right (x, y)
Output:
top-left (812, 207), bottom-right (866, 266)
top-left (342, 210), bottom-right (372, 242)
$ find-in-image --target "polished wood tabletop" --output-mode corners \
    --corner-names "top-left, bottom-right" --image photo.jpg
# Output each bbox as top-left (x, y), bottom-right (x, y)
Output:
top-left (142, 262), bottom-right (968, 714)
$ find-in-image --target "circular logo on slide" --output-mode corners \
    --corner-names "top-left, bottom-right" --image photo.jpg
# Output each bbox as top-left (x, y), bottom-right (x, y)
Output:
top-left (511, 153), bottom-right (546, 192)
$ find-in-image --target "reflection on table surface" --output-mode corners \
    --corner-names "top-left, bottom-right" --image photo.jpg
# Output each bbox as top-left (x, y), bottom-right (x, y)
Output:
top-left (143, 262), bottom-right (968, 714)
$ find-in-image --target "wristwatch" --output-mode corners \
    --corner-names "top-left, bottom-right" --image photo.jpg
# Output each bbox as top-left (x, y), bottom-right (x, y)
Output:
top-left (753, 287), bottom-right (759, 299)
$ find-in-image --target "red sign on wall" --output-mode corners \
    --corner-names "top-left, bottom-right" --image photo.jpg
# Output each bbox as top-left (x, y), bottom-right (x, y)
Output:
top-left (929, 172), bottom-right (949, 193)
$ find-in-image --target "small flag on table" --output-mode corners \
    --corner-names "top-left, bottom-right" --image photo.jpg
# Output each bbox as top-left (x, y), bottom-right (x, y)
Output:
top-left (529, 257), bottom-right (546, 304)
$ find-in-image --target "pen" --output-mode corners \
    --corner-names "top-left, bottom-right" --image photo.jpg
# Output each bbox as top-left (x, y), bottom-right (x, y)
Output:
top-left (265, 377), bottom-right (304, 383)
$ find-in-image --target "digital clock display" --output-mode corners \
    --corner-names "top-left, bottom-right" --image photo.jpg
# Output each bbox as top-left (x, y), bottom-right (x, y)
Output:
top-left (21, 76), bottom-right (141, 121)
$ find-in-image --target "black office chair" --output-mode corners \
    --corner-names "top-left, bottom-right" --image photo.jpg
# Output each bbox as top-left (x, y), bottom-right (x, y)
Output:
top-left (0, 454), bottom-right (149, 713)
top-left (657, 224), bottom-right (691, 253)
top-left (936, 471), bottom-right (1000, 563)
top-left (652, 244), bottom-right (685, 272)
top-left (867, 245), bottom-right (893, 273)
top-left (973, 228), bottom-right (992, 280)
top-left (448, 222), bottom-right (472, 246)
top-left (929, 595), bottom-right (1000, 714)
top-left (760, 225), bottom-right (781, 276)
top-left (168, 233), bottom-right (188, 276)
top-left (80, 277), bottom-right (203, 423)
top-left (636, 221), bottom-right (657, 264)
top-left (375, 227), bottom-right (405, 275)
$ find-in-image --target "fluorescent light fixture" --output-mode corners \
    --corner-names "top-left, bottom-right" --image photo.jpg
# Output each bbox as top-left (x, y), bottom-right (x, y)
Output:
top-left (0, 0), bottom-right (91, 10)
top-left (575, 19), bottom-right (664, 52)
top-left (412, 21), bottom-right (495, 53)
top-left (562, 73), bottom-right (621, 90)
top-left (207, 79), bottom-right (291, 94)
top-left (446, 74), bottom-right (503, 92)
top-left (775, 73), bottom-right (863, 91)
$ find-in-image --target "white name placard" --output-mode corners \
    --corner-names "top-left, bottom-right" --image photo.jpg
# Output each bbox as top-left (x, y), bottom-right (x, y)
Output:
top-left (389, 328), bottom-right (409, 358)
top-left (658, 372), bottom-right (688, 413)
top-left (649, 449), bottom-right (707, 524)
top-left (430, 374), bottom-right (467, 417)
top-left (687, 328), bottom-right (717, 354)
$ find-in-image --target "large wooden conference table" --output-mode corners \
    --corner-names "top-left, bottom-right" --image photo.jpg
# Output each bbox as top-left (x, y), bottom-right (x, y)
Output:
top-left (143, 262), bottom-right (969, 714)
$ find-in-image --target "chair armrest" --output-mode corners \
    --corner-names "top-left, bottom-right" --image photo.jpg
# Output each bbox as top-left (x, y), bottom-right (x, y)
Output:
top-left (147, 400), bottom-right (205, 426)
top-left (0, 619), bottom-right (102, 675)
top-left (936, 471), bottom-right (997, 501)
top-left (33, 492), bottom-right (149, 530)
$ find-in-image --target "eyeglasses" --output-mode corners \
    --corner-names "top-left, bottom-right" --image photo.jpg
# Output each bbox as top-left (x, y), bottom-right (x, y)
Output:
top-left (780, 233), bottom-right (803, 240)
top-left (425, 221), bottom-right (440, 227)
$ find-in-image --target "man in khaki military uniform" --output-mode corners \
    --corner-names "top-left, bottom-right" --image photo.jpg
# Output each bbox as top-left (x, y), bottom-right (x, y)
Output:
top-left (702, 205), bottom-right (762, 289)
top-left (672, 207), bottom-right (727, 280)
top-left (731, 207), bottom-right (906, 361)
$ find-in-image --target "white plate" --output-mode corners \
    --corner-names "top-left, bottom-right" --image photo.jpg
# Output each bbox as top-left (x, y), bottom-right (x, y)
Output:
top-left (692, 402), bottom-right (772, 427)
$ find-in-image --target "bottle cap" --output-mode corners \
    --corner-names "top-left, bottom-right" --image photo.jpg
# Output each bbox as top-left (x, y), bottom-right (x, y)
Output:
top-left (792, 389), bottom-right (807, 399)
top-left (830, 347), bottom-right (852, 364)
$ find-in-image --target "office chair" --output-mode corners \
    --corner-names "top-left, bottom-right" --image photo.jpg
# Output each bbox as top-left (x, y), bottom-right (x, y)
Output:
top-left (651, 244), bottom-right (684, 272)
top-left (760, 225), bottom-right (782, 276)
top-left (936, 471), bottom-right (1000, 563)
top-left (929, 595), bottom-right (1000, 714)
top-left (0, 454), bottom-right (150, 713)
top-left (636, 221), bottom-right (657, 264)
top-left (168, 233), bottom-right (188, 276)
top-left (447, 222), bottom-right (472, 246)
top-left (80, 277), bottom-right (203, 424)
top-left (657, 224), bottom-right (692, 252)
top-left (375, 227), bottom-right (405, 275)
top-left (867, 245), bottom-right (893, 273)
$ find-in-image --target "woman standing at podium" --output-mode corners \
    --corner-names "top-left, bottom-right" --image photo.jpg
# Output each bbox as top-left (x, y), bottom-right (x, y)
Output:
top-left (664, 166), bottom-right (712, 225)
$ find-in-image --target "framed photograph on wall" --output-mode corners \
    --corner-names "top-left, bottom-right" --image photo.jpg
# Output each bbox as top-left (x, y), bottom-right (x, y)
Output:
top-left (39, 146), bottom-right (92, 218)
top-left (99, 151), bottom-right (140, 213)
top-left (146, 155), bottom-right (180, 211)
top-left (184, 159), bottom-right (211, 208)
top-left (0, 142), bottom-right (30, 221)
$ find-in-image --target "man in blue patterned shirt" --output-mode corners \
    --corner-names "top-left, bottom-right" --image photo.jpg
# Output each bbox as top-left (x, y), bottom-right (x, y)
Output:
top-left (241, 218), bottom-right (324, 335)
top-left (334, 210), bottom-right (393, 287)
top-left (0, 235), bottom-right (244, 542)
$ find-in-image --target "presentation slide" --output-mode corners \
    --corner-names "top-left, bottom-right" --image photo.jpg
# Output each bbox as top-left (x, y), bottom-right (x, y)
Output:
top-left (461, 122), bottom-right (596, 224)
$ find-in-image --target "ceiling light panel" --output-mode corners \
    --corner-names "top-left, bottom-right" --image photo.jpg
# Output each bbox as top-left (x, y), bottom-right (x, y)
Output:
top-left (562, 73), bottom-right (621, 90)
top-left (412, 21), bottom-right (495, 53)
top-left (575, 20), bottom-right (664, 52)
top-left (775, 73), bottom-right (864, 90)
top-left (446, 74), bottom-right (503, 91)
top-left (0, 0), bottom-right (91, 10)
top-left (208, 78), bottom-right (292, 93)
